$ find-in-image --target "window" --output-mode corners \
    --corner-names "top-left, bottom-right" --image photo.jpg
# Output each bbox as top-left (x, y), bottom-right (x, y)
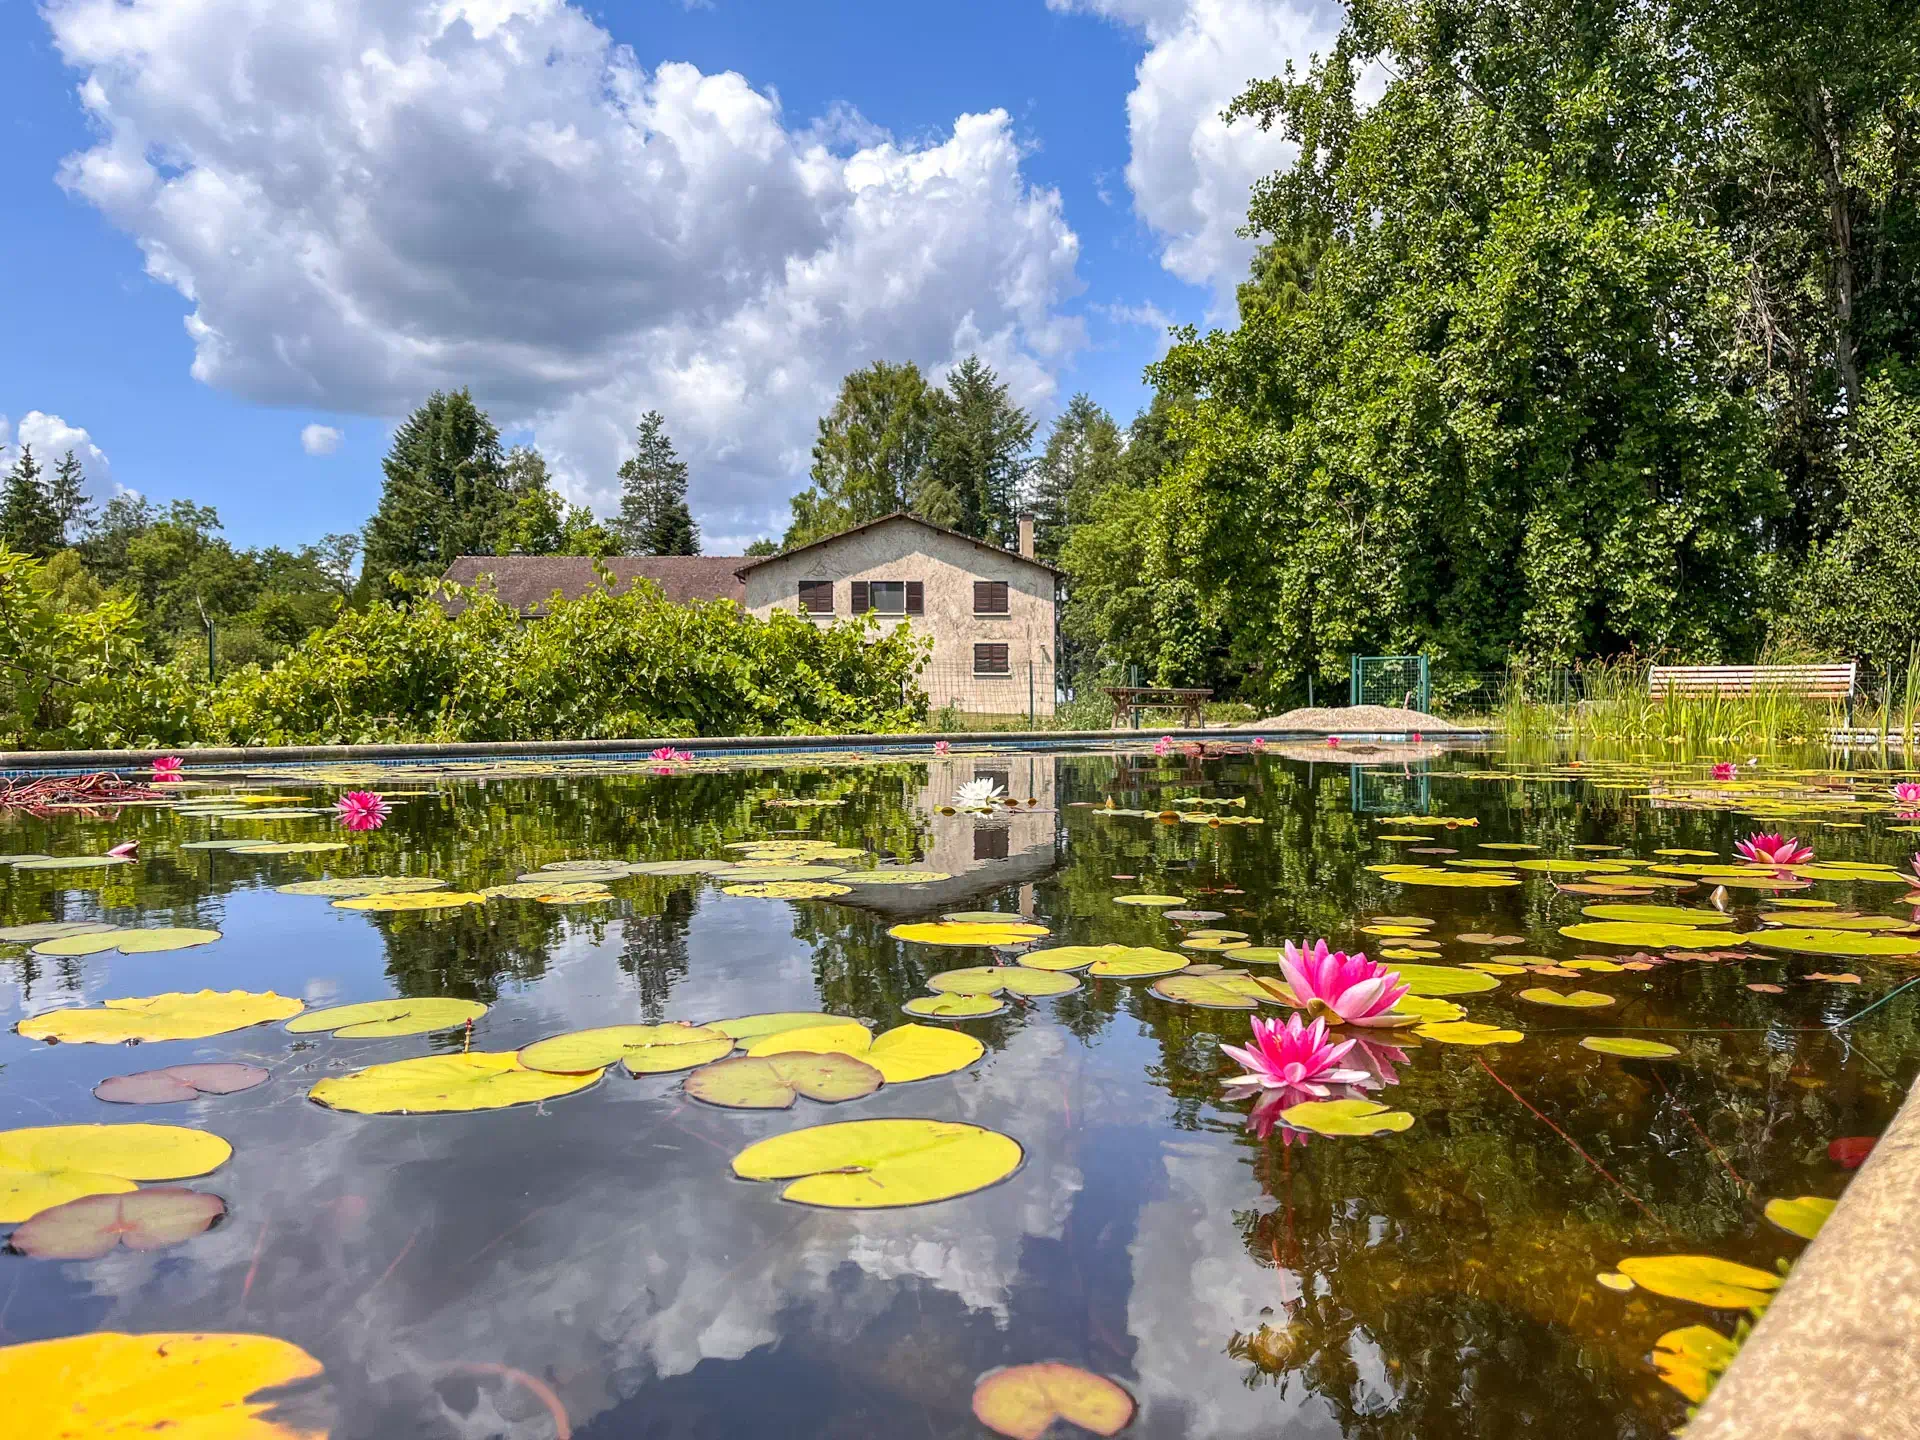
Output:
top-left (851, 580), bottom-right (924, 615)
top-left (973, 767), bottom-right (1010, 795)
top-left (973, 580), bottom-right (1009, 614)
top-left (797, 580), bottom-right (833, 614)
top-left (974, 643), bottom-right (1011, 676)
top-left (973, 827), bottom-right (1011, 861)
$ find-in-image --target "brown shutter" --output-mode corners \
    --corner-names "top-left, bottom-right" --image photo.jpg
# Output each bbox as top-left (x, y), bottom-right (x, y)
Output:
top-left (905, 580), bottom-right (924, 615)
top-left (850, 580), bottom-right (869, 613)
top-left (973, 580), bottom-right (990, 612)
top-left (798, 580), bottom-right (833, 613)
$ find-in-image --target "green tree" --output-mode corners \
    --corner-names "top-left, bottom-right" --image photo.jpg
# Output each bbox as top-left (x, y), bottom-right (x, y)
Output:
top-left (924, 355), bottom-right (1034, 544)
top-left (785, 361), bottom-right (937, 547)
top-left (0, 447), bottom-right (60, 557)
top-left (613, 413), bottom-right (699, 555)
top-left (743, 537), bottom-right (780, 557)
top-left (1028, 393), bottom-right (1123, 562)
top-left (362, 389), bottom-right (512, 593)
top-left (47, 450), bottom-right (93, 547)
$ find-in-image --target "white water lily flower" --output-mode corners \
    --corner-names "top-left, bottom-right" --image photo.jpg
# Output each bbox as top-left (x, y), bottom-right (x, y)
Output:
top-left (952, 779), bottom-right (1007, 813)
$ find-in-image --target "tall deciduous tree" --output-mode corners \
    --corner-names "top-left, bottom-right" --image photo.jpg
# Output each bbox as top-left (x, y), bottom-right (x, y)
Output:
top-left (362, 389), bottom-right (512, 593)
top-left (925, 356), bottom-right (1034, 546)
top-left (498, 446), bottom-right (619, 556)
top-left (613, 413), bottom-right (698, 555)
top-left (0, 446), bottom-right (59, 557)
top-left (1028, 393), bottom-right (1122, 562)
top-left (785, 361), bottom-right (937, 547)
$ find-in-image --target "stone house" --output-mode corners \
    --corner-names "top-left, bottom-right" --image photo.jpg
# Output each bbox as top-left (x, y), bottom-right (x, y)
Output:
top-left (735, 512), bottom-right (1062, 717)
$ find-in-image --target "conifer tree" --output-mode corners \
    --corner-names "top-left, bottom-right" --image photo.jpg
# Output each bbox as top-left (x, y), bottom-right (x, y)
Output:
top-left (613, 412), bottom-right (699, 555)
top-left (47, 450), bottom-right (93, 547)
top-left (0, 446), bottom-right (59, 556)
top-left (361, 389), bottom-right (512, 593)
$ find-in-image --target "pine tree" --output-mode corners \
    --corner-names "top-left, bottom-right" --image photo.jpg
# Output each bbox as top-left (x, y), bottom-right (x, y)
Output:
top-left (46, 450), bottom-right (93, 548)
top-left (613, 412), bottom-right (699, 555)
top-left (0, 446), bottom-right (60, 556)
top-left (1028, 394), bottom-right (1123, 561)
top-left (925, 355), bottom-right (1035, 545)
top-left (784, 362), bottom-right (936, 547)
top-left (361, 390), bottom-right (512, 593)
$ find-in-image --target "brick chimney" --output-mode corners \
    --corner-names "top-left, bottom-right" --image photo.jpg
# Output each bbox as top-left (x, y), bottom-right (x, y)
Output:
top-left (1017, 514), bottom-right (1036, 560)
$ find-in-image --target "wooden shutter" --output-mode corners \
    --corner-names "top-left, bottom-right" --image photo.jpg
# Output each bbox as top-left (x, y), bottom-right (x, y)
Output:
top-left (798, 580), bottom-right (833, 614)
top-left (974, 643), bottom-right (1010, 675)
top-left (972, 827), bottom-right (1010, 861)
top-left (974, 580), bottom-right (1007, 614)
top-left (850, 580), bottom-right (869, 613)
top-left (905, 580), bottom-right (924, 615)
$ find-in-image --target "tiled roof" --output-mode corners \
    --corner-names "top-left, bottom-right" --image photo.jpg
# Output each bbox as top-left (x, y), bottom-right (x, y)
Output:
top-left (439, 555), bottom-right (747, 614)
top-left (732, 512), bottom-right (1063, 578)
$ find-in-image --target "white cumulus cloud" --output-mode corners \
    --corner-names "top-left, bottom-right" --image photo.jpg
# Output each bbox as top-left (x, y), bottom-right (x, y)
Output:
top-left (1050, 0), bottom-right (1345, 317)
top-left (301, 423), bottom-right (344, 457)
top-left (44, 0), bottom-right (1085, 540)
top-left (0, 410), bottom-right (115, 496)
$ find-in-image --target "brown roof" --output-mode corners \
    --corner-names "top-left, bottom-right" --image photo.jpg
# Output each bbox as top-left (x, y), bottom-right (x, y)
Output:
top-left (733, 512), bottom-right (1064, 579)
top-left (439, 555), bottom-right (746, 614)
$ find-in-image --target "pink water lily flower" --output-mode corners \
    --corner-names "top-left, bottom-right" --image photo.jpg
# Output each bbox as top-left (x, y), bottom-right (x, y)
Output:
top-left (1220, 1014), bottom-right (1368, 1096)
top-left (1252, 737), bottom-right (1266, 750)
top-left (1712, 762), bottom-right (1737, 781)
top-left (1280, 939), bottom-right (1412, 1026)
top-left (334, 792), bottom-right (390, 831)
top-left (1153, 736), bottom-right (1174, 756)
top-left (933, 741), bottom-right (951, 756)
top-left (150, 756), bottom-right (183, 782)
top-left (1327, 736), bottom-right (1341, 748)
top-left (106, 841), bottom-right (139, 858)
top-left (1735, 832), bottom-right (1813, 866)
top-left (1895, 782), bottom-right (1920, 805)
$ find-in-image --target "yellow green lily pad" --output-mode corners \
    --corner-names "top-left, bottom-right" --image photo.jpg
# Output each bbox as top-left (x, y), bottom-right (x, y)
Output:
top-left (1756, 911), bottom-right (1915, 931)
top-left (706, 1012), bottom-right (849, 1043)
top-left (18, 991), bottom-right (304, 1045)
top-left (1520, 988), bottom-right (1616, 1008)
top-left (332, 890), bottom-right (485, 913)
top-left (889, 921), bottom-right (1050, 946)
top-left (1617, 1254), bottom-right (1781, 1309)
top-left (286, 998), bottom-right (487, 1038)
top-left (481, 881), bottom-right (616, 903)
top-left (971, 1363), bottom-right (1135, 1440)
top-left (731, 1118), bottom-right (1023, 1208)
top-left (1415, 1020), bottom-right (1522, 1045)
top-left (1580, 904), bottom-right (1736, 926)
top-left (721, 881), bottom-right (852, 898)
top-left (1652, 1325), bottom-right (1739, 1404)
top-left (684, 1053), bottom-right (884, 1110)
top-left (1279, 1099), bottom-right (1415, 1137)
top-left (310, 1052), bottom-right (602, 1113)
top-left (926, 967), bottom-right (1080, 998)
top-left (518, 1023), bottom-right (734, 1075)
top-left (1392, 964), bottom-right (1500, 996)
top-left (0, 1124), bottom-right (233, 1222)
top-left (1745, 928), bottom-right (1920, 957)
top-left (1150, 974), bottom-right (1290, 1009)
top-left (1558, 921), bottom-right (1740, 949)
top-left (1580, 1036), bottom-right (1680, 1057)
top-left (1377, 867), bottom-right (1522, 888)
top-left (1764, 1195), bottom-right (1836, 1240)
top-left (1114, 894), bottom-right (1186, 906)
top-left (276, 877), bottom-right (448, 898)
top-left (747, 1022), bottom-right (985, 1083)
top-left (903, 993), bottom-right (1009, 1020)
top-left (29, 927), bottom-right (223, 958)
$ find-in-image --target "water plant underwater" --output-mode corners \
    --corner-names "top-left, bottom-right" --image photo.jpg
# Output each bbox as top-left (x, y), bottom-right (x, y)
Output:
top-left (2, 745), bottom-right (1916, 1432)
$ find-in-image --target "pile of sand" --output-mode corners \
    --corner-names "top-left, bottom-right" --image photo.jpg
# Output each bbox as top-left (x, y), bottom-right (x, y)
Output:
top-left (1251, 704), bottom-right (1463, 734)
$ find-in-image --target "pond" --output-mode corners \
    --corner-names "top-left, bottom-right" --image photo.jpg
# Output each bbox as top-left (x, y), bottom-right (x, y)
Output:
top-left (1, 743), bottom-right (1914, 1438)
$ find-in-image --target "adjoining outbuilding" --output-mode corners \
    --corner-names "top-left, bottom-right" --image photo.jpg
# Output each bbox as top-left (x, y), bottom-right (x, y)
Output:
top-left (436, 555), bottom-right (747, 615)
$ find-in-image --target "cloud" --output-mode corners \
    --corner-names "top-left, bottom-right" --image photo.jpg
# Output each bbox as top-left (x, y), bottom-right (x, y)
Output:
top-left (0, 410), bottom-right (115, 496)
top-left (44, 0), bottom-right (1084, 539)
top-left (300, 423), bottom-right (344, 457)
top-left (1049, 0), bottom-right (1345, 317)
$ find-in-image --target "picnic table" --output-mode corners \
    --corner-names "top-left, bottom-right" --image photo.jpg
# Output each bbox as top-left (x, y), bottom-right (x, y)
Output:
top-left (1104, 686), bottom-right (1213, 730)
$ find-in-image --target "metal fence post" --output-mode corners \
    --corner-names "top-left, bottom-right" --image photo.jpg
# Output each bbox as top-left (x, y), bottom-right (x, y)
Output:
top-left (1028, 663), bottom-right (1035, 727)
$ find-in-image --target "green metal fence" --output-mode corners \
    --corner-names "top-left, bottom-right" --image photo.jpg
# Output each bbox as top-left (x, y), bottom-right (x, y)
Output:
top-left (1350, 655), bottom-right (1430, 714)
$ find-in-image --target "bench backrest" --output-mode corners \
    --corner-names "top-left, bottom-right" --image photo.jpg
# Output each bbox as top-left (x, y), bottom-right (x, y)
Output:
top-left (1647, 663), bottom-right (1856, 699)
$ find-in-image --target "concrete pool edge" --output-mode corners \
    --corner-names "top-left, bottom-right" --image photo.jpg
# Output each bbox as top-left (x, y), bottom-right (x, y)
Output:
top-left (0, 726), bottom-right (1491, 776)
top-left (1688, 1066), bottom-right (1920, 1439)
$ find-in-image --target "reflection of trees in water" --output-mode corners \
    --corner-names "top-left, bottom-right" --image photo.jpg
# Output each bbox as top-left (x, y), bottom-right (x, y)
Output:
top-left (618, 885), bottom-right (695, 1019)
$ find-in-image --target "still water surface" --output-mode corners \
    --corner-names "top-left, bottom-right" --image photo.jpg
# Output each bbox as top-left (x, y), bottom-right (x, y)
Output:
top-left (2, 747), bottom-right (1912, 1438)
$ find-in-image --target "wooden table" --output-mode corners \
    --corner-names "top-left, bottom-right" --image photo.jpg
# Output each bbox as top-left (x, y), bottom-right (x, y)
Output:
top-left (1104, 687), bottom-right (1214, 730)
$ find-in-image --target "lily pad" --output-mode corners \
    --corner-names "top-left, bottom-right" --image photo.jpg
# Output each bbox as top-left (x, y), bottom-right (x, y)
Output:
top-left (18, 991), bottom-right (304, 1045)
top-left (1519, 989), bottom-right (1616, 1008)
top-left (903, 993), bottom-right (1010, 1020)
top-left (1392, 964), bottom-right (1500, 996)
top-left (332, 890), bottom-right (485, 913)
top-left (1179, 936), bottom-right (1250, 951)
top-left (1279, 1098), bottom-right (1415, 1137)
top-left (519, 1023), bottom-right (734, 1075)
top-left (275, 877), bottom-right (448, 898)
top-left (1394, 995), bottom-right (1466, 1022)
top-left (30, 927), bottom-right (222, 958)
top-left (1764, 1195), bottom-right (1836, 1240)
top-left (1114, 894), bottom-right (1186, 906)
top-left (1019, 944), bottom-right (1179, 975)
top-left (730, 1118), bottom-right (1023, 1208)
top-left (0, 1124), bottom-right (233, 1222)
top-left (1745, 928), bottom-right (1920, 958)
top-left (944, 911), bottom-right (1031, 925)
top-left (1617, 1254), bottom-right (1781, 1309)
top-left (722, 881), bottom-right (852, 898)
top-left (1086, 947), bottom-right (1190, 979)
top-left (1377, 867), bottom-right (1522, 889)
top-left (481, 881), bottom-right (616, 903)
top-left (626, 859), bottom-right (736, 876)
top-left (9, 1187), bottom-right (226, 1259)
top-left (1756, 911), bottom-right (1917, 931)
top-left (1415, 1020), bottom-right (1522, 1045)
top-left (971, 1363), bottom-right (1136, 1440)
top-left (1463, 962), bottom-right (1528, 975)
top-left (94, 1064), bottom-right (270, 1104)
top-left (0, 921), bottom-right (116, 944)
top-left (1230, 947), bottom-right (1285, 965)
top-left (927, 967), bottom-right (1080, 998)
top-left (1652, 1325), bottom-right (1739, 1404)
top-left (837, 870), bottom-right (952, 885)
top-left (889, 921), bottom-right (1050, 946)
top-left (1151, 974), bottom-right (1290, 1009)
top-left (724, 866), bottom-right (850, 883)
top-left (11, 855), bottom-right (132, 870)
top-left (238, 842), bottom-right (351, 855)
top-left (287, 998), bottom-right (487, 1038)
top-left (1580, 904), bottom-right (1736, 926)
top-left (310, 1052), bottom-right (603, 1113)
top-left (1597, 1271), bottom-right (1635, 1291)
top-left (706, 1012), bottom-right (849, 1043)
top-left (1513, 859), bottom-right (1631, 874)
top-left (0, 1331), bottom-right (325, 1436)
top-left (1558, 922), bottom-right (1740, 949)
top-left (1790, 864), bottom-right (1910, 883)
top-left (1580, 1037), bottom-right (1680, 1058)
top-left (684, 1053), bottom-right (884, 1110)
top-left (747, 1022), bottom-right (985, 1083)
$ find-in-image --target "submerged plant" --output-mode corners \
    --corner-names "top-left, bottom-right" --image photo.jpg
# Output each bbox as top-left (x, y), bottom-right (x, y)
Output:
top-left (334, 792), bottom-right (390, 831)
top-left (1735, 832), bottom-right (1813, 866)
top-left (1279, 940), bottom-right (1411, 1026)
top-left (952, 778), bottom-right (1007, 813)
top-left (1220, 1014), bottom-right (1367, 1097)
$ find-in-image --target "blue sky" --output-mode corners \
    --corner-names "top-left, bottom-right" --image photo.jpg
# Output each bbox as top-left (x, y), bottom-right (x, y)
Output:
top-left (1, 0), bottom-right (1341, 552)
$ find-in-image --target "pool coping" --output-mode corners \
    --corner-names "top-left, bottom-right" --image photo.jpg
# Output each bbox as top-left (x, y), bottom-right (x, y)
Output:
top-left (1687, 1066), bottom-right (1920, 1438)
top-left (0, 726), bottom-right (1492, 776)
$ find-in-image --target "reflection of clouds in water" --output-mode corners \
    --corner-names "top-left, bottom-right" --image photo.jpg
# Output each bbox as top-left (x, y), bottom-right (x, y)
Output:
top-left (1126, 1138), bottom-right (1341, 1439)
top-left (66, 1021), bottom-right (1087, 1437)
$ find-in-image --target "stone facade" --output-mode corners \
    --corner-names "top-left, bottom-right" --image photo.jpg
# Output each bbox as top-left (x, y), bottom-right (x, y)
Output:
top-left (737, 514), bottom-right (1059, 717)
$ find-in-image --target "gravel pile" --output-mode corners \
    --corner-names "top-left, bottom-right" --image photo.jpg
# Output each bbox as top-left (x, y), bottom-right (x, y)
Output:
top-left (1250, 705), bottom-right (1463, 734)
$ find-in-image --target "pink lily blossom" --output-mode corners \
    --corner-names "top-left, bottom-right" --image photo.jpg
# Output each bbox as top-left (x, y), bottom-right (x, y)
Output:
top-left (1152, 736), bottom-right (1174, 756)
top-left (1410, 731), bottom-right (1422, 743)
top-left (933, 741), bottom-right (951, 756)
top-left (150, 756), bottom-right (183, 783)
top-left (1279, 939), bottom-right (1412, 1026)
top-left (1219, 1014), bottom-right (1369, 1096)
top-left (1895, 782), bottom-right (1920, 805)
top-left (1251, 737), bottom-right (1266, 750)
top-left (1735, 832), bottom-right (1813, 867)
top-left (1711, 762), bottom-right (1737, 781)
top-left (334, 792), bottom-right (390, 832)
top-left (1327, 736), bottom-right (1341, 748)
top-left (106, 841), bottom-right (139, 858)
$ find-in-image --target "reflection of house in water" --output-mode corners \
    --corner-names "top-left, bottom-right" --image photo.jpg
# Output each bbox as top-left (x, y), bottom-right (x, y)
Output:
top-left (849, 753), bottom-right (1061, 916)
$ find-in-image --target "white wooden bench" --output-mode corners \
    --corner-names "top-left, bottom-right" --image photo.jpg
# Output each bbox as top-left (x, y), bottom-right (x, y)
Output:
top-left (1648, 663), bottom-right (1857, 718)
